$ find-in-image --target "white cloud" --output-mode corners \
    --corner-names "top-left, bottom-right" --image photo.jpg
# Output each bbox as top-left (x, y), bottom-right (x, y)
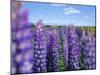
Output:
top-left (39, 14), bottom-right (44, 18)
top-left (83, 15), bottom-right (91, 18)
top-left (63, 7), bottom-right (80, 15)
top-left (50, 3), bottom-right (66, 7)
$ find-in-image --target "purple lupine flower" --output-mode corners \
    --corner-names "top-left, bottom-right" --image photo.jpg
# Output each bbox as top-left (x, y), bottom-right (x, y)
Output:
top-left (11, 9), bottom-right (33, 74)
top-left (16, 11), bottom-right (33, 73)
top-left (11, 0), bottom-right (22, 31)
top-left (68, 26), bottom-right (80, 70)
top-left (12, 42), bottom-right (17, 55)
top-left (91, 34), bottom-right (96, 69)
top-left (11, 1), bottom-right (22, 74)
top-left (11, 41), bottom-right (17, 74)
top-left (76, 27), bottom-right (82, 38)
top-left (46, 28), bottom-right (54, 72)
top-left (19, 60), bottom-right (33, 73)
top-left (52, 29), bottom-right (59, 71)
top-left (61, 28), bottom-right (68, 67)
top-left (11, 1), bottom-right (34, 73)
top-left (12, 11), bottom-right (22, 32)
top-left (19, 10), bottom-right (29, 28)
top-left (33, 20), bottom-right (47, 73)
top-left (11, 63), bottom-right (17, 74)
top-left (47, 29), bottom-right (59, 72)
top-left (81, 30), bottom-right (96, 69)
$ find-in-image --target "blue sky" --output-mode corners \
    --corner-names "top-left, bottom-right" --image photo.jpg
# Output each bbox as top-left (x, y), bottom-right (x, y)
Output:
top-left (20, 2), bottom-right (96, 26)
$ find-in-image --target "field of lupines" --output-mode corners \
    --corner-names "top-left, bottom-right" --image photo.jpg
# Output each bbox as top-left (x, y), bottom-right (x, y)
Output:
top-left (11, 1), bottom-right (96, 74)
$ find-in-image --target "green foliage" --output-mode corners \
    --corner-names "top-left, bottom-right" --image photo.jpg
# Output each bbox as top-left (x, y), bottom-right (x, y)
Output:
top-left (81, 26), bottom-right (96, 32)
top-left (58, 31), bottom-right (66, 71)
